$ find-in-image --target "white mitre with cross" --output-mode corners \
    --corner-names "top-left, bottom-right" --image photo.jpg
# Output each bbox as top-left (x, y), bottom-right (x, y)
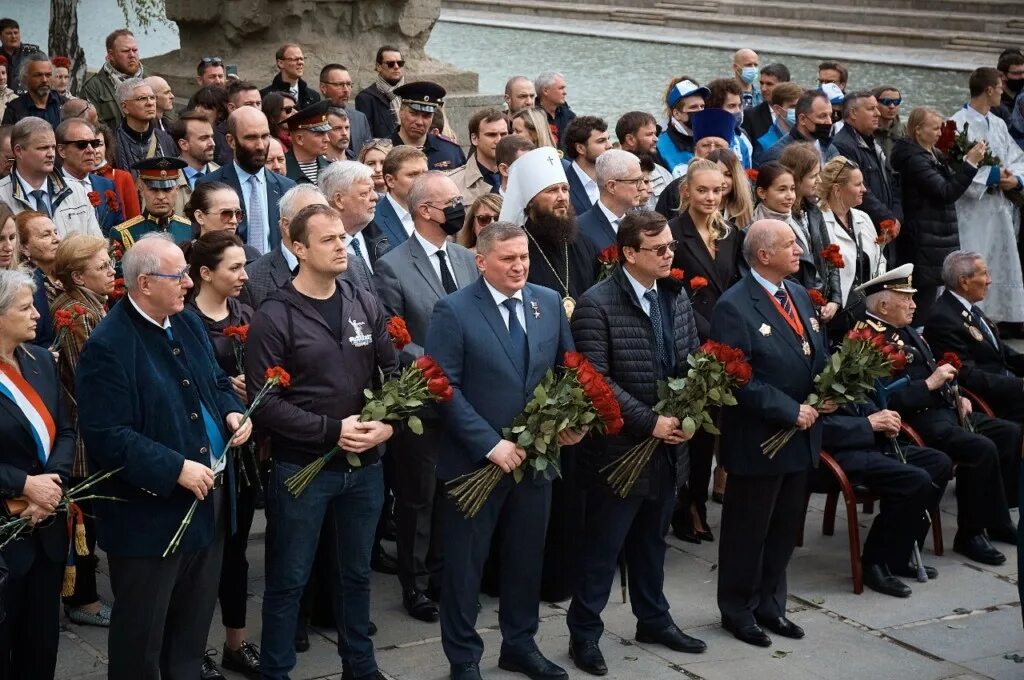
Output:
top-left (498, 147), bottom-right (568, 227)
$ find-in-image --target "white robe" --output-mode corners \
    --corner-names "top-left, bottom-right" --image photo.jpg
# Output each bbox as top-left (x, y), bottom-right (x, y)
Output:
top-left (951, 106), bottom-right (1024, 322)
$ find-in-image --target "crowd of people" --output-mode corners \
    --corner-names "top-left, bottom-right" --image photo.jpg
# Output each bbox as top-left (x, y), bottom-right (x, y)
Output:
top-left (0, 12), bottom-right (1023, 680)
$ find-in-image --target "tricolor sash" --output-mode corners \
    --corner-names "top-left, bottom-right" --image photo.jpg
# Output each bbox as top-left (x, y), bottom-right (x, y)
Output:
top-left (0, 362), bottom-right (56, 465)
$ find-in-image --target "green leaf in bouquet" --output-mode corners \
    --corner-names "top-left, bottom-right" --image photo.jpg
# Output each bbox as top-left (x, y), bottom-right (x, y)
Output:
top-left (831, 383), bottom-right (846, 395)
top-left (708, 387), bottom-right (721, 402)
top-left (681, 416), bottom-right (696, 436)
top-left (535, 437), bottom-right (547, 454)
top-left (513, 467), bottom-right (524, 483)
top-left (720, 393), bottom-right (738, 406)
top-left (540, 419), bottom-right (556, 435)
top-left (518, 430), bottom-right (534, 448)
top-left (364, 388), bottom-right (375, 400)
top-left (405, 399), bottom-right (423, 408)
top-left (667, 377), bottom-right (686, 391)
top-left (703, 421), bottom-right (721, 435)
top-left (533, 383), bottom-right (547, 403)
top-left (548, 454), bottom-right (562, 477)
top-left (346, 452), bottom-right (362, 467)
top-left (408, 415), bottom-right (424, 435)
top-left (806, 393), bottom-right (820, 406)
top-left (580, 411), bottom-right (596, 424)
top-left (512, 425), bottom-right (526, 434)
top-left (383, 393), bottom-right (396, 406)
top-left (535, 456), bottom-right (548, 471)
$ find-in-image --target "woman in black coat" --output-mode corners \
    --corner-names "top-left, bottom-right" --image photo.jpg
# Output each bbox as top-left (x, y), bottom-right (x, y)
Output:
top-left (666, 159), bottom-right (744, 543)
top-left (0, 269), bottom-right (75, 679)
top-left (890, 106), bottom-right (986, 324)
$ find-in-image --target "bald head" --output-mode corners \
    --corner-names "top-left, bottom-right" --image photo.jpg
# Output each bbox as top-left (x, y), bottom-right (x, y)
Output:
top-left (144, 75), bottom-right (174, 114)
top-left (742, 219), bottom-right (800, 280)
top-left (227, 105), bottom-right (268, 138)
top-left (733, 49), bottom-right (758, 66)
top-left (227, 106), bottom-right (271, 173)
top-left (733, 49), bottom-right (760, 86)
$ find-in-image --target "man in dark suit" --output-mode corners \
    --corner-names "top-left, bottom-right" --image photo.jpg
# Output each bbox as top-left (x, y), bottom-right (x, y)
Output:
top-left (318, 64), bottom-right (372, 155)
top-left (197, 107), bottom-right (296, 256)
top-left (371, 146), bottom-right (429, 254)
top-left (76, 233), bottom-right (251, 679)
top-left (576, 149), bottom-right (644, 251)
top-left (355, 45), bottom-right (405, 139)
top-left (425, 222), bottom-right (583, 680)
top-left (567, 211), bottom-right (705, 675)
top-left (861, 264), bottom-right (1020, 566)
top-left (710, 219), bottom-right (831, 647)
top-left (373, 171), bottom-right (479, 623)
top-left (561, 116), bottom-right (612, 217)
top-left (390, 82), bottom-right (465, 172)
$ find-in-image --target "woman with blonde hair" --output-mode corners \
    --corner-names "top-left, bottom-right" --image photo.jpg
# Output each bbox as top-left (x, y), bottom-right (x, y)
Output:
top-left (358, 138), bottom-right (394, 195)
top-left (457, 194), bottom-right (502, 250)
top-left (704, 147), bottom-right (753, 228)
top-left (0, 203), bottom-right (18, 270)
top-left (51, 233), bottom-right (115, 627)
top-left (511, 108), bottom-right (556, 149)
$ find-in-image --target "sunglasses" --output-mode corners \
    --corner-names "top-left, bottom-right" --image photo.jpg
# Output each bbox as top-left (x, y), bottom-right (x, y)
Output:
top-left (635, 240), bottom-right (679, 257)
top-left (64, 139), bottom-right (102, 150)
top-left (877, 97), bottom-right (902, 107)
top-left (383, 60), bottom-right (405, 68)
top-left (199, 56), bottom-right (223, 66)
top-left (474, 213), bottom-right (495, 227)
top-left (205, 209), bottom-right (244, 221)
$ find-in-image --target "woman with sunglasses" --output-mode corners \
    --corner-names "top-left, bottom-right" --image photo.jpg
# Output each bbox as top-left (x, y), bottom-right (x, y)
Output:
top-left (262, 92), bottom-right (297, 151)
top-left (456, 194), bottom-right (502, 250)
top-left (186, 181), bottom-right (260, 265)
top-left (873, 86), bottom-right (906, 161)
top-left (50, 234), bottom-right (115, 628)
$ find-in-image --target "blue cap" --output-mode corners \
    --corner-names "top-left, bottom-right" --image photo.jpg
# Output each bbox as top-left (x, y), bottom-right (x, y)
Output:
top-left (666, 79), bottom-right (711, 109)
top-left (691, 108), bottom-right (736, 146)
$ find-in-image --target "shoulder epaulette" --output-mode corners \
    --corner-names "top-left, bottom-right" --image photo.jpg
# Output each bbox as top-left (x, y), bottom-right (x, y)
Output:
top-left (112, 216), bottom-right (145, 248)
top-left (170, 214), bottom-right (192, 226)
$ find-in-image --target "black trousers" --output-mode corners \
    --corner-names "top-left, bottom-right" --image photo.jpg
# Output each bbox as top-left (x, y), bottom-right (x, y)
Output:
top-left (677, 427), bottom-right (716, 523)
top-left (61, 489), bottom-right (99, 607)
top-left (440, 475), bottom-right (551, 665)
top-left (828, 445), bottom-right (951, 569)
top-left (988, 397), bottom-right (1024, 508)
top-left (908, 410), bottom-right (1018, 534)
top-left (391, 422), bottom-right (444, 594)
top-left (219, 461), bottom-right (258, 629)
top-left (567, 463), bottom-right (675, 641)
top-left (107, 487), bottom-right (226, 680)
top-left (0, 543), bottom-right (63, 680)
top-left (718, 471), bottom-right (807, 628)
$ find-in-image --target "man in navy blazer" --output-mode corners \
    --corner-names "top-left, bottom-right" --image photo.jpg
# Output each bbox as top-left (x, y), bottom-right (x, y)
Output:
top-left (425, 222), bottom-right (583, 680)
top-left (710, 219), bottom-right (831, 648)
top-left (196, 107), bottom-right (296, 255)
top-left (575, 149), bottom-right (644, 251)
top-left (561, 116), bottom-right (612, 218)
top-left (75, 233), bottom-right (251, 680)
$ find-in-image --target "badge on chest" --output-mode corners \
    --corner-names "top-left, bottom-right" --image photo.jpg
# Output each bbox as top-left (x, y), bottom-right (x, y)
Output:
top-left (347, 318), bottom-right (373, 347)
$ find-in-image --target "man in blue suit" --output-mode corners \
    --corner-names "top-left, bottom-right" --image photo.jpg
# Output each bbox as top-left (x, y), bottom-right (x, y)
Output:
top-left (196, 106), bottom-right (296, 256)
top-left (425, 222), bottom-right (583, 680)
top-left (561, 116), bottom-right (611, 217)
top-left (370, 146), bottom-right (428, 255)
top-left (76, 233), bottom-right (251, 679)
top-left (576, 149), bottom-right (644, 251)
top-left (710, 219), bottom-right (832, 648)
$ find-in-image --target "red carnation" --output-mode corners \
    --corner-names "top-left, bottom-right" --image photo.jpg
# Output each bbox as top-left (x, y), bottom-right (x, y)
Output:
top-left (936, 120), bottom-right (957, 155)
top-left (807, 289), bottom-right (827, 306)
top-left (264, 366), bottom-right (291, 388)
top-left (689, 276), bottom-right (709, 293)
top-left (223, 324), bottom-right (250, 343)
top-left (87, 191), bottom-right (100, 208)
top-left (745, 168), bottom-right (759, 183)
top-left (387, 316), bottom-right (412, 350)
top-left (109, 278), bottom-right (126, 301)
top-left (53, 309), bottom-right (74, 329)
top-left (105, 190), bottom-right (120, 212)
top-left (71, 304), bottom-right (87, 317)
top-left (938, 352), bottom-right (962, 371)
top-left (598, 244), bottom-right (619, 263)
top-left (875, 219), bottom-right (898, 245)
top-left (733, 361), bottom-right (753, 385)
top-left (422, 364), bottom-right (444, 380)
top-left (820, 244), bottom-right (845, 269)
top-left (669, 268), bottom-right (684, 281)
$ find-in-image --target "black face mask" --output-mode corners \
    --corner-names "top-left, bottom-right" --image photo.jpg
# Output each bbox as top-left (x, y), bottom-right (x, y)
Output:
top-left (439, 203), bottom-right (466, 236)
top-left (811, 123), bottom-right (833, 143)
top-left (1008, 78), bottom-right (1024, 95)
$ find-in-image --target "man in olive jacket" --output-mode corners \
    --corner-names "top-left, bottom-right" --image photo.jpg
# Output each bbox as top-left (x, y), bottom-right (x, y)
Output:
top-left (566, 210), bottom-right (705, 675)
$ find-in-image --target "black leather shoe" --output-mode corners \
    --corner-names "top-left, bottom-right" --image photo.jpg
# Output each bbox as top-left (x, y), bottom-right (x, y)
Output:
top-left (404, 590), bottom-right (440, 622)
top-left (369, 620), bottom-right (378, 636)
top-left (954, 533), bottom-right (1007, 566)
top-left (722, 619), bottom-right (771, 647)
top-left (672, 518), bottom-right (701, 544)
top-left (891, 563), bottom-right (938, 580)
top-left (294, 624), bottom-right (310, 653)
top-left (635, 623), bottom-right (707, 653)
top-left (371, 547), bottom-right (399, 574)
top-left (201, 651), bottom-right (226, 680)
top-left (863, 563), bottom-right (912, 597)
top-left (988, 524), bottom-right (1019, 546)
top-left (450, 662), bottom-right (482, 680)
top-left (755, 615), bottom-right (804, 639)
top-left (569, 639), bottom-right (608, 676)
top-left (221, 641), bottom-right (260, 678)
top-left (498, 648), bottom-right (569, 679)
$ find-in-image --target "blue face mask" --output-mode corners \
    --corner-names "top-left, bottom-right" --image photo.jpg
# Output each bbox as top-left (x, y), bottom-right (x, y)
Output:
top-left (785, 108), bottom-right (797, 126)
top-left (740, 66), bottom-right (759, 85)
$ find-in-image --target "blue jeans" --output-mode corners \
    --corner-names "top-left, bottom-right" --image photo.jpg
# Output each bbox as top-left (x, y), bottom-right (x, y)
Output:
top-left (261, 460), bottom-right (384, 679)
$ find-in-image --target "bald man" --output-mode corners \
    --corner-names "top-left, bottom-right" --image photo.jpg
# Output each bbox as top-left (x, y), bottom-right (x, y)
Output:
top-left (144, 75), bottom-right (175, 132)
top-left (733, 49), bottom-right (762, 108)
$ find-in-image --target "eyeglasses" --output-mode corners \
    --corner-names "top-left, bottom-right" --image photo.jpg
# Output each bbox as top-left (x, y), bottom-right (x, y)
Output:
top-left (877, 97), bottom-right (902, 107)
top-left (64, 139), bottom-right (102, 150)
top-left (280, 56), bottom-right (305, 63)
top-left (205, 209), bottom-right (244, 221)
top-left (474, 213), bottom-right (495, 227)
top-left (92, 261), bottom-right (115, 273)
top-left (322, 80), bottom-right (353, 88)
top-left (612, 176), bottom-right (652, 190)
top-left (425, 197), bottom-right (464, 211)
top-left (145, 266), bottom-right (191, 284)
top-left (635, 240), bottom-right (679, 257)
top-left (128, 95), bottom-right (156, 103)
top-left (383, 60), bottom-right (405, 68)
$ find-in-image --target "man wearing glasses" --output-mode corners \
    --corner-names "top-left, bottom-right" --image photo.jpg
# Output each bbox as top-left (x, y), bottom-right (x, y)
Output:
top-left (56, 117), bottom-right (124, 235)
top-left (111, 156), bottom-right (193, 250)
top-left (260, 43), bottom-right (320, 111)
top-left (356, 45), bottom-right (406, 139)
top-left (872, 86), bottom-right (905, 161)
top-left (319, 63), bottom-right (372, 156)
top-left (112, 78), bottom-right (177, 173)
top-left (577, 149), bottom-right (645, 251)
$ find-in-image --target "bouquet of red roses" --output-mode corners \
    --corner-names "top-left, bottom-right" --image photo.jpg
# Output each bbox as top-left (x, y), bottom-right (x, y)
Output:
top-left (448, 352), bottom-right (622, 518)
top-left (936, 120), bottom-right (1001, 167)
top-left (761, 328), bottom-right (906, 458)
top-left (596, 244), bottom-right (619, 281)
top-left (601, 340), bottom-right (751, 497)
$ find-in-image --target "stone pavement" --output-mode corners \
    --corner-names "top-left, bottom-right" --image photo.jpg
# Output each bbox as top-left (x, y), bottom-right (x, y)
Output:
top-left (55, 486), bottom-right (1022, 680)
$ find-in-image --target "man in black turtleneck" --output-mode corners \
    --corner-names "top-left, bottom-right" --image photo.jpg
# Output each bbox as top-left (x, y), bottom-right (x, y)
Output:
top-left (113, 78), bottom-right (177, 173)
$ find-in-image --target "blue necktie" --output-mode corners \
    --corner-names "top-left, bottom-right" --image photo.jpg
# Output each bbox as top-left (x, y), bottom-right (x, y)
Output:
top-left (166, 327), bottom-right (226, 466)
top-left (502, 298), bottom-right (528, 377)
top-left (246, 175), bottom-right (265, 254)
top-left (774, 287), bottom-right (794, 316)
top-left (644, 290), bottom-right (668, 368)
top-left (30, 189), bottom-right (50, 217)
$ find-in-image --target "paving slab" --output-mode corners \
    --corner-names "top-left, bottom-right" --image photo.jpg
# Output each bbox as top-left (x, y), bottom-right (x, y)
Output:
top-left (886, 608), bottom-right (1024, 663)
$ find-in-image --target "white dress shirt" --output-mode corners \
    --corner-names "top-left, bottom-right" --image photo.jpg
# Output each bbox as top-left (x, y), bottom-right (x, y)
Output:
top-left (414, 231), bottom-right (457, 287)
top-left (622, 266), bottom-right (657, 317)
top-left (386, 193), bottom-right (415, 237)
top-left (346, 231), bottom-right (374, 274)
top-left (596, 200), bottom-right (622, 235)
top-left (61, 168), bottom-right (93, 193)
top-left (572, 161), bottom-right (599, 205)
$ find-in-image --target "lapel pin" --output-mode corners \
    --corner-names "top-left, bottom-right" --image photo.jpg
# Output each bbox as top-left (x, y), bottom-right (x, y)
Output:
top-left (809, 318), bottom-right (820, 333)
top-left (531, 300), bottom-right (540, 319)
top-left (759, 323), bottom-right (772, 337)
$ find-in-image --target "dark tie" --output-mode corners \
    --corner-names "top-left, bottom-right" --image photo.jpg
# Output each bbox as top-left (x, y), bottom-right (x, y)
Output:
top-left (971, 305), bottom-right (998, 347)
top-left (774, 287), bottom-right (794, 316)
top-left (30, 189), bottom-right (50, 217)
top-left (349, 238), bottom-right (372, 291)
top-left (436, 250), bottom-right (457, 295)
top-left (502, 298), bottom-right (529, 376)
top-left (644, 290), bottom-right (668, 368)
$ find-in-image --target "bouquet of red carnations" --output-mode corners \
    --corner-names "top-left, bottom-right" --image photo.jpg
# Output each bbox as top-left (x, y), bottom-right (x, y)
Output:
top-left (222, 324), bottom-right (250, 374)
top-left (448, 352), bottom-right (622, 518)
top-left (50, 304), bottom-right (90, 352)
top-left (761, 328), bottom-right (906, 458)
top-left (597, 244), bottom-right (619, 281)
top-left (601, 340), bottom-right (751, 497)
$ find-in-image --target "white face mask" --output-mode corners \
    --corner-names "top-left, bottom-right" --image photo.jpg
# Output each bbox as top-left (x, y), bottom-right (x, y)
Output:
top-left (670, 116), bottom-right (690, 136)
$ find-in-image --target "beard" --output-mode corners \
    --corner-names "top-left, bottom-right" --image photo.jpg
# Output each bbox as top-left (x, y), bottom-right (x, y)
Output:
top-left (235, 143), bottom-right (268, 174)
top-left (526, 202), bottom-right (577, 248)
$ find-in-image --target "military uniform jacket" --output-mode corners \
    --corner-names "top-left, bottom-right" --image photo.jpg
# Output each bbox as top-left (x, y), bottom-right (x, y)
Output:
top-left (111, 211), bottom-right (193, 249)
top-left (390, 130), bottom-right (466, 171)
top-left (284, 150), bottom-right (331, 185)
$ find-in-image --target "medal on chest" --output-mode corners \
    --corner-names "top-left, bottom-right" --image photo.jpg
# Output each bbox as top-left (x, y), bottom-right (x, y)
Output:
top-left (802, 340), bottom-right (811, 356)
top-left (561, 296), bottom-right (575, 318)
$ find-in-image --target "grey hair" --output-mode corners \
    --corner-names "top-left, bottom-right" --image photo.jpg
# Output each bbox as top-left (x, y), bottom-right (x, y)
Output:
top-left (318, 160), bottom-right (372, 204)
top-left (18, 51), bottom-right (49, 83)
top-left (595, 148), bottom-right (639, 186)
top-left (0, 269), bottom-right (36, 316)
top-left (941, 250), bottom-right (984, 290)
top-left (11, 117), bottom-right (53, 150)
top-left (115, 77), bottom-right (148, 106)
top-left (326, 107), bottom-right (348, 121)
top-left (504, 75), bottom-right (532, 96)
top-left (534, 71), bottom-right (564, 94)
top-left (477, 221), bottom-right (527, 255)
top-left (121, 232), bottom-right (174, 292)
top-left (741, 219), bottom-right (784, 265)
top-left (865, 289), bottom-right (899, 315)
top-left (406, 170), bottom-right (447, 215)
top-left (279, 184), bottom-right (327, 221)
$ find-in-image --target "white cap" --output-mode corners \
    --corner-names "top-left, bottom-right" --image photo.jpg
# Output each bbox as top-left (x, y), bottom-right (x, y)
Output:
top-left (498, 147), bottom-right (568, 226)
